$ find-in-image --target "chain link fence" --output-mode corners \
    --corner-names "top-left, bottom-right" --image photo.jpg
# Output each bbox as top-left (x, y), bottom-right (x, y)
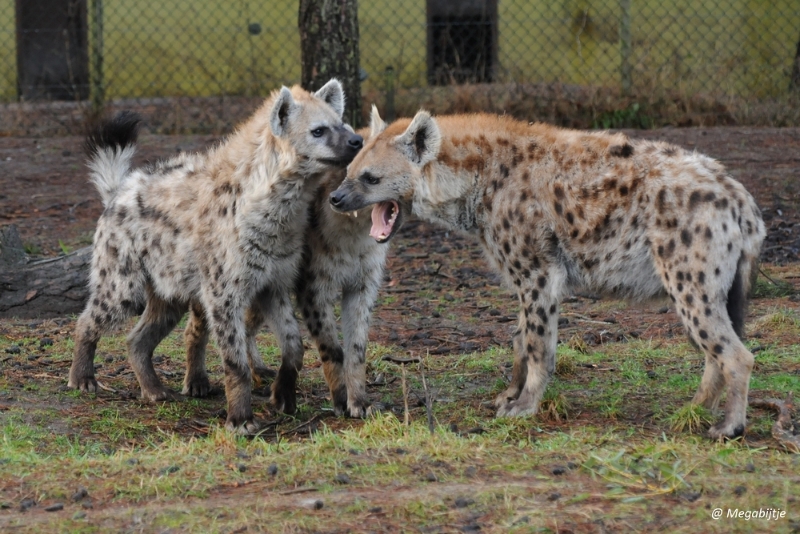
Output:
top-left (2, 0), bottom-right (799, 135)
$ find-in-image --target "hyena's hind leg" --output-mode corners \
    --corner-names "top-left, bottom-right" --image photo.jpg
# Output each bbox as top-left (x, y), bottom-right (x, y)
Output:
top-left (68, 282), bottom-right (143, 393)
top-left (243, 305), bottom-right (277, 385)
top-left (657, 249), bottom-right (754, 439)
top-left (340, 278), bottom-right (381, 417)
top-left (127, 291), bottom-right (186, 402)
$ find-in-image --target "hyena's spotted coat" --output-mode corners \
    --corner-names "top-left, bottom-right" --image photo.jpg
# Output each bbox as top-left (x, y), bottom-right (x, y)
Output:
top-left (68, 80), bottom-right (363, 434)
top-left (330, 108), bottom-right (765, 439)
top-left (182, 165), bottom-right (389, 418)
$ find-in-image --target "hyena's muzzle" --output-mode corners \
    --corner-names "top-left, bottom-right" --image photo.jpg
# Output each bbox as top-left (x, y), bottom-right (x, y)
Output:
top-left (322, 127), bottom-right (364, 167)
top-left (329, 180), bottom-right (404, 244)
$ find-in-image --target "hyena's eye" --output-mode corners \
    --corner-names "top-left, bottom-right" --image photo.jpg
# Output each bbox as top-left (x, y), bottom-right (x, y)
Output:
top-left (311, 127), bottom-right (327, 138)
top-left (361, 172), bottom-right (380, 185)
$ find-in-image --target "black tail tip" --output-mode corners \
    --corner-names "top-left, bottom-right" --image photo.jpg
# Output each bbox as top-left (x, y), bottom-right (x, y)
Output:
top-left (85, 111), bottom-right (142, 157)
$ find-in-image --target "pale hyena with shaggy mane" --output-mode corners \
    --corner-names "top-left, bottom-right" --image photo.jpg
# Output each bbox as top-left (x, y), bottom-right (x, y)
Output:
top-left (330, 107), bottom-right (764, 440)
top-left (183, 123), bottom-right (391, 418)
top-left (68, 80), bottom-right (363, 434)
top-left (183, 159), bottom-right (389, 418)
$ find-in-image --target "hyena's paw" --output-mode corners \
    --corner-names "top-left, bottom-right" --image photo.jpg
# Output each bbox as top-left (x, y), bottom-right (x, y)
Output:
top-left (346, 397), bottom-right (373, 419)
top-left (225, 416), bottom-right (261, 436)
top-left (182, 374), bottom-right (212, 397)
top-left (271, 384), bottom-right (297, 415)
top-left (708, 419), bottom-right (746, 441)
top-left (495, 392), bottom-right (540, 418)
top-left (494, 386), bottom-right (521, 409)
top-left (140, 386), bottom-right (181, 403)
top-left (331, 385), bottom-right (349, 417)
top-left (68, 375), bottom-right (98, 393)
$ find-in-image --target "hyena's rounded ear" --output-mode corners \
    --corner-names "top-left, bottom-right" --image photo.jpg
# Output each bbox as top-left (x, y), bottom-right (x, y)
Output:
top-left (369, 105), bottom-right (387, 138)
top-left (270, 86), bottom-right (296, 137)
top-left (314, 79), bottom-right (345, 118)
top-left (396, 110), bottom-right (441, 166)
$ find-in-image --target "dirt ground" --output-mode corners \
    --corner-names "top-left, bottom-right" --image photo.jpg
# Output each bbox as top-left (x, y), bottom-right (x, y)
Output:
top-left (1, 127), bottom-right (799, 532)
top-left (1, 126), bottom-right (799, 352)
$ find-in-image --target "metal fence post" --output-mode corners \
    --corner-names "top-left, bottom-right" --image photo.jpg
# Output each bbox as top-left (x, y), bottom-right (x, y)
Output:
top-left (384, 66), bottom-right (395, 122)
top-left (619, 0), bottom-right (632, 96)
top-left (90, 0), bottom-right (104, 110)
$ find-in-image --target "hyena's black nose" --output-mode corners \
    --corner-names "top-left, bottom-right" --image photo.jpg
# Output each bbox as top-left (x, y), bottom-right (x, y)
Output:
top-left (348, 134), bottom-right (363, 150)
top-left (330, 189), bottom-right (346, 208)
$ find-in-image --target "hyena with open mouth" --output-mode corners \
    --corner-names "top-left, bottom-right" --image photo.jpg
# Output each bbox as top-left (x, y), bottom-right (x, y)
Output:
top-left (330, 107), bottom-right (765, 440)
top-left (68, 80), bottom-right (363, 434)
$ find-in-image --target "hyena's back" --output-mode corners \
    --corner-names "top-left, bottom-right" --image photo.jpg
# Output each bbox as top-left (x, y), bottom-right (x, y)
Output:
top-left (486, 133), bottom-right (764, 309)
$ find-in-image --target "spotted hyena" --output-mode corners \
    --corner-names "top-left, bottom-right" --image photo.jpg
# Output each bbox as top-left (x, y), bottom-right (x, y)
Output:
top-left (68, 80), bottom-right (363, 434)
top-left (330, 107), bottom-right (765, 439)
top-left (182, 160), bottom-right (389, 418)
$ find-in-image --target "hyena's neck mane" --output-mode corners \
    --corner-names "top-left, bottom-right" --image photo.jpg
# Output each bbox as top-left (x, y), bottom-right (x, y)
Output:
top-left (413, 114), bottom-right (629, 234)
top-left (205, 98), bottom-right (309, 250)
top-left (209, 97), bottom-right (306, 231)
top-left (412, 114), bottom-right (531, 233)
top-left (216, 104), bottom-right (301, 197)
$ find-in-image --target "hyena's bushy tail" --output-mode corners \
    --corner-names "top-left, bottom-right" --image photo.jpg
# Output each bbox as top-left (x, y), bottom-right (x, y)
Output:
top-left (727, 200), bottom-right (766, 339)
top-left (85, 111), bottom-right (141, 208)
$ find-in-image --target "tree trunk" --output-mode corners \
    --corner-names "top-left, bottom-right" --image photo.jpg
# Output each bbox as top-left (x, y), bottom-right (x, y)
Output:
top-left (0, 225), bottom-right (91, 318)
top-left (299, 0), bottom-right (362, 127)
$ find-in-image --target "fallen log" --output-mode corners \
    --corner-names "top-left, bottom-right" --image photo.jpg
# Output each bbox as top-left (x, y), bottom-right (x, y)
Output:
top-left (750, 393), bottom-right (800, 453)
top-left (0, 225), bottom-right (91, 318)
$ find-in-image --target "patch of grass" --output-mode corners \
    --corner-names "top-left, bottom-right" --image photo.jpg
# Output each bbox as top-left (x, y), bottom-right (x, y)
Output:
top-left (592, 102), bottom-right (653, 129)
top-left (755, 309), bottom-right (800, 328)
top-left (22, 242), bottom-right (42, 255)
top-left (583, 442), bottom-right (695, 498)
top-left (565, 332), bottom-right (590, 354)
top-left (598, 397), bottom-right (624, 420)
top-left (89, 408), bottom-right (150, 442)
top-left (2, 295), bottom-right (799, 532)
top-left (666, 403), bottom-right (714, 434)
top-left (751, 276), bottom-right (796, 299)
top-left (555, 350), bottom-right (578, 377)
top-left (539, 385), bottom-right (571, 422)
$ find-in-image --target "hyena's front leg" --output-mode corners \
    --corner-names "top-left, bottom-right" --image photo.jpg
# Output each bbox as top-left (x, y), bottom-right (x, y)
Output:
top-left (340, 281), bottom-right (380, 418)
top-left (495, 275), bottom-right (562, 417)
top-left (127, 295), bottom-right (185, 401)
top-left (204, 293), bottom-right (258, 435)
top-left (299, 281), bottom-right (349, 415)
top-left (183, 301), bottom-right (275, 397)
top-left (258, 289), bottom-right (305, 415)
top-left (183, 301), bottom-right (212, 397)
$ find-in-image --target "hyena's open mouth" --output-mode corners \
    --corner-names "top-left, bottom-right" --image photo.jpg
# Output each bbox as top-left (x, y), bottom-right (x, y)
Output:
top-left (369, 200), bottom-right (401, 243)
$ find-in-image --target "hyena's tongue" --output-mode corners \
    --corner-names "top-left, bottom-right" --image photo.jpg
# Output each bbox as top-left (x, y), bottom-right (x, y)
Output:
top-left (370, 201), bottom-right (395, 240)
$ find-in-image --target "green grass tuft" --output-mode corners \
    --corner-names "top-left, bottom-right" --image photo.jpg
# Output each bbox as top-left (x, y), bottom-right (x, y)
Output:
top-left (666, 403), bottom-right (714, 434)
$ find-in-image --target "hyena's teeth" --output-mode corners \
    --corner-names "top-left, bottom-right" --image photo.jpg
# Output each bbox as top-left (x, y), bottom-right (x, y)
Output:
top-left (353, 211), bottom-right (358, 218)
